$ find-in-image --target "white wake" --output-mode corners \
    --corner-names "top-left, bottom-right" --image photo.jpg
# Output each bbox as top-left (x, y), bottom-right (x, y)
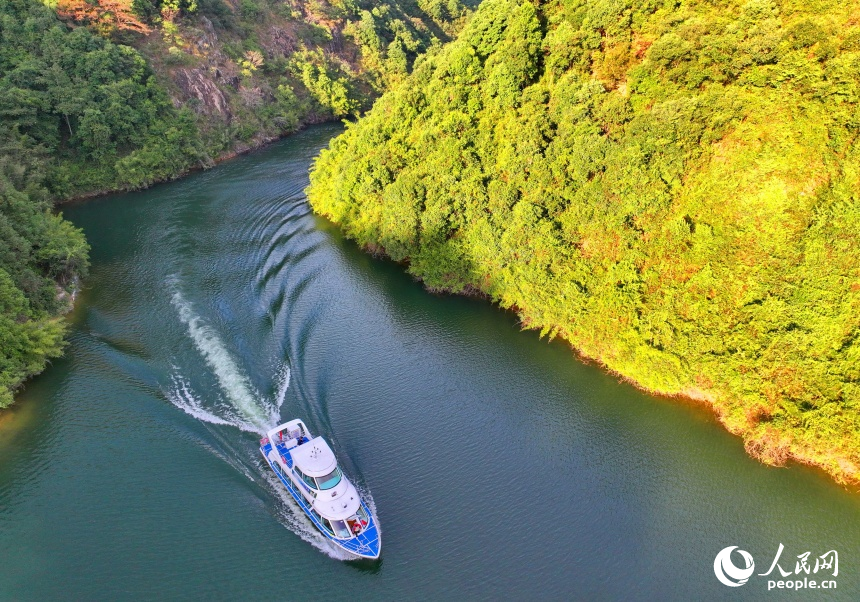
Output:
top-left (274, 362), bottom-right (291, 411)
top-left (164, 278), bottom-right (372, 560)
top-left (168, 285), bottom-right (282, 435)
top-left (166, 373), bottom-right (261, 433)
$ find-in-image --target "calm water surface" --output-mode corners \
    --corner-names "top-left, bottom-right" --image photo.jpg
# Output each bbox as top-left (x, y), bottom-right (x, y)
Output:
top-left (1, 124), bottom-right (858, 600)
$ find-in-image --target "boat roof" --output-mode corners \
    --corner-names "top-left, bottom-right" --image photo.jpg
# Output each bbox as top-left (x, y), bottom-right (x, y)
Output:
top-left (315, 481), bottom-right (362, 520)
top-left (291, 436), bottom-right (337, 477)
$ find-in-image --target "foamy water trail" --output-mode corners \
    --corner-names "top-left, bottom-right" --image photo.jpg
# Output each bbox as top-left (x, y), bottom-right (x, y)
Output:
top-left (165, 278), bottom-right (374, 560)
top-left (169, 284), bottom-right (279, 434)
top-left (274, 362), bottom-right (291, 411)
top-left (166, 374), bottom-right (260, 433)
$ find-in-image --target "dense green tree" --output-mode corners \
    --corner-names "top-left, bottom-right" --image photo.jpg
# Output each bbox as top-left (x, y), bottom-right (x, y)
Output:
top-left (0, 0), bottom-right (208, 405)
top-left (309, 0), bottom-right (860, 483)
top-left (0, 0), bottom-right (205, 196)
top-left (0, 127), bottom-right (88, 407)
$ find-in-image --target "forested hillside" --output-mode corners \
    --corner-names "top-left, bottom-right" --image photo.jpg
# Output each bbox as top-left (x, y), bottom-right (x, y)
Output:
top-left (0, 0), bottom-right (471, 407)
top-left (47, 0), bottom-right (477, 192)
top-left (1, 0), bottom-right (203, 195)
top-left (308, 0), bottom-right (860, 483)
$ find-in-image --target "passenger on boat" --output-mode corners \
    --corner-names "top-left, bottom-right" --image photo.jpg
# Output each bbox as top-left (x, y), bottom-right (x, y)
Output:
top-left (350, 518), bottom-right (368, 535)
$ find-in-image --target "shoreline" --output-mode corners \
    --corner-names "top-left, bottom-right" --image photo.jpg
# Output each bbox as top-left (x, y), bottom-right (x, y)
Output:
top-left (6, 121), bottom-right (340, 409)
top-left (37, 121), bottom-right (860, 491)
top-left (350, 240), bottom-right (860, 490)
top-left (55, 118), bottom-right (342, 207)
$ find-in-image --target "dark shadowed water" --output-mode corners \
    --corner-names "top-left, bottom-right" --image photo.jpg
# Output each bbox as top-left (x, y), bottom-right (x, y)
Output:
top-left (1, 124), bottom-right (858, 600)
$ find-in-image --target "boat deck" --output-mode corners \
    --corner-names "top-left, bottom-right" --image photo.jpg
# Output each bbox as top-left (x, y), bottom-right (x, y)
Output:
top-left (274, 441), bottom-right (294, 468)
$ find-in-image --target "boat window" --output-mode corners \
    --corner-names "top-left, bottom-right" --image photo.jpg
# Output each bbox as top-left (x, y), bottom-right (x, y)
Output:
top-left (310, 509), bottom-right (331, 535)
top-left (294, 467), bottom-right (318, 490)
top-left (330, 519), bottom-right (350, 539)
top-left (315, 467), bottom-right (342, 490)
top-left (321, 518), bottom-right (334, 536)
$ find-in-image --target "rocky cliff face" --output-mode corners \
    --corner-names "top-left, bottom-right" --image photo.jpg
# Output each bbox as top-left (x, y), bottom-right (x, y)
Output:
top-left (94, 0), bottom-right (475, 161)
top-left (171, 17), bottom-right (233, 118)
top-left (174, 68), bottom-right (231, 118)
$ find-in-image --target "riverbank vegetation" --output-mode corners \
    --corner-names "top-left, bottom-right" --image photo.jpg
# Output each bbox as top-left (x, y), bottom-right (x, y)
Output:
top-left (0, 0), bottom-right (472, 406)
top-left (49, 0), bottom-right (477, 185)
top-left (308, 0), bottom-right (860, 484)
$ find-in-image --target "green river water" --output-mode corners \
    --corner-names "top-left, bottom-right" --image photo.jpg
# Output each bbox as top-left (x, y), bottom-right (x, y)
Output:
top-left (1, 124), bottom-right (858, 600)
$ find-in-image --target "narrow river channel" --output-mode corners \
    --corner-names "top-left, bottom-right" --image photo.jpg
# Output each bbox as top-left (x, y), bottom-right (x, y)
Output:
top-left (1, 124), bottom-right (857, 600)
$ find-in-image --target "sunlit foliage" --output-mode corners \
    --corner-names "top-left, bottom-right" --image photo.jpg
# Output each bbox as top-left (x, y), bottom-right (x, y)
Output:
top-left (1, 0), bottom-right (204, 195)
top-left (308, 0), bottom-right (860, 482)
top-left (0, 0), bottom-right (476, 407)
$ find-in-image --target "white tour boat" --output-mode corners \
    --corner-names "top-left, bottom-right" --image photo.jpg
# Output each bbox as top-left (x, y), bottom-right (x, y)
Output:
top-left (260, 419), bottom-right (380, 559)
